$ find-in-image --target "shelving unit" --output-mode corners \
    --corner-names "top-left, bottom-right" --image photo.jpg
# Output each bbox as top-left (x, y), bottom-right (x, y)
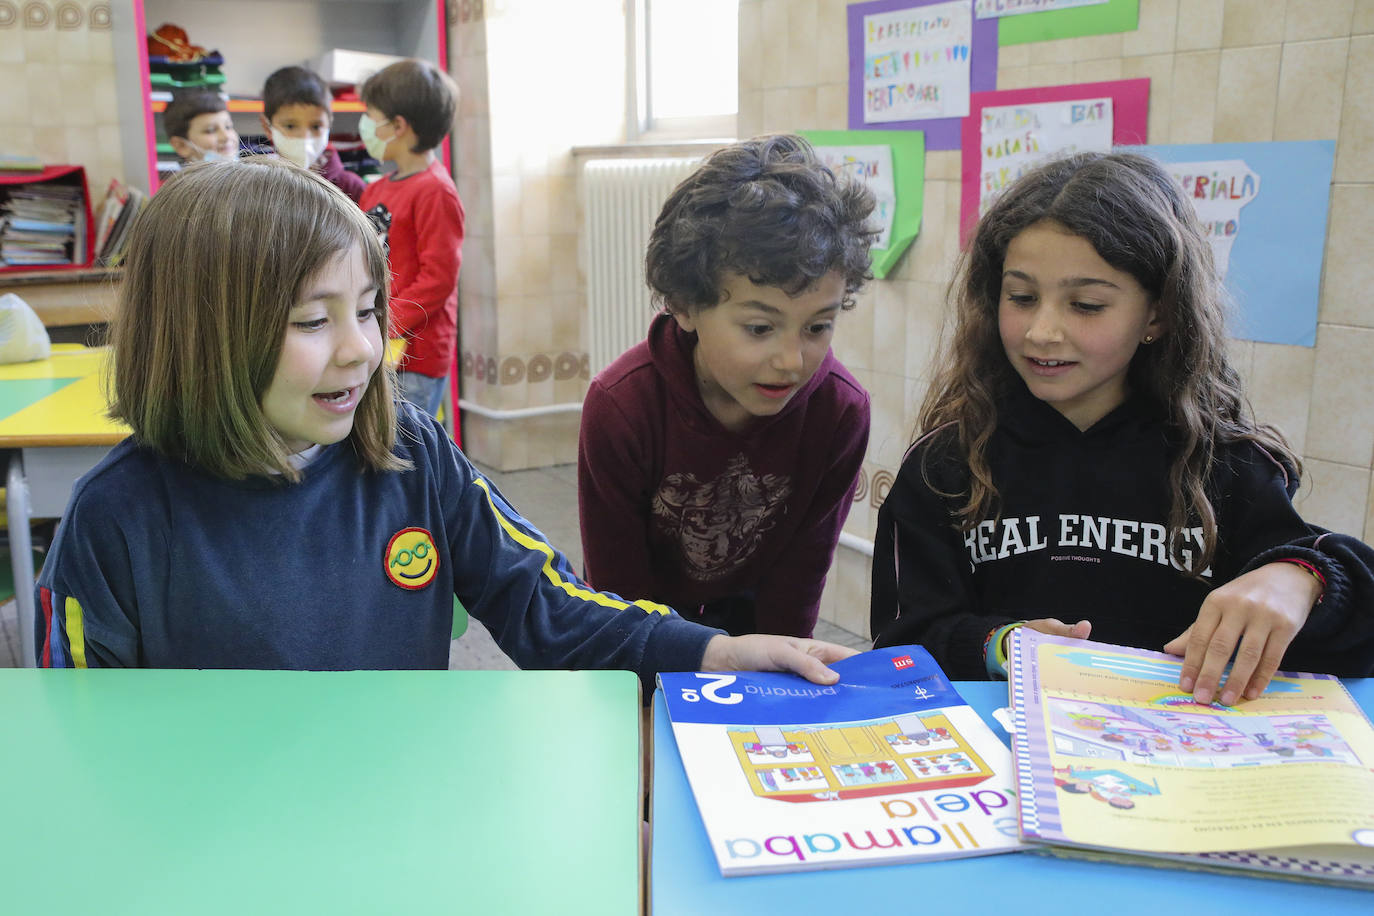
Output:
top-left (111, 0), bottom-right (448, 195)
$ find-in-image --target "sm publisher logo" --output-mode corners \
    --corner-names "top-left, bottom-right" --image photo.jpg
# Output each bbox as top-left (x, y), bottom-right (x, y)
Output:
top-left (892, 655), bottom-right (914, 670)
top-left (386, 527), bottom-right (439, 590)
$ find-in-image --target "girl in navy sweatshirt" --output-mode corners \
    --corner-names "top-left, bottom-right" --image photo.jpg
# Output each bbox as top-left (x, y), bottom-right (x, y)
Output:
top-left (37, 156), bottom-right (853, 688)
top-left (871, 151), bottom-right (1373, 704)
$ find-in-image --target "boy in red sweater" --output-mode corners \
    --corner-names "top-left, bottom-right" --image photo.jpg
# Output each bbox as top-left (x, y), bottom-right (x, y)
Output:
top-left (578, 135), bottom-right (877, 638)
top-left (358, 59), bottom-right (464, 418)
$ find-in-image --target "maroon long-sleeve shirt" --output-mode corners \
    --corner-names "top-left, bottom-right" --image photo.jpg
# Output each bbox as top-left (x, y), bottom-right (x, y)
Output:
top-left (578, 312), bottom-right (870, 637)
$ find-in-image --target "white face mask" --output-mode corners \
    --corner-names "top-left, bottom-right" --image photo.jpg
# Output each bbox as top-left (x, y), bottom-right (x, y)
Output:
top-left (358, 113), bottom-right (393, 162)
top-left (272, 129), bottom-right (330, 169)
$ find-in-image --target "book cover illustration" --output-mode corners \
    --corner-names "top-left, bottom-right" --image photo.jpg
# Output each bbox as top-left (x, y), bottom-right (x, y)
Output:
top-left (658, 646), bottom-right (1022, 876)
top-left (1008, 628), bottom-right (1374, 886)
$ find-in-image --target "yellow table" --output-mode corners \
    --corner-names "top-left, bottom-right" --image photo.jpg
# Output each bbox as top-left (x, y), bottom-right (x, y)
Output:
top-left (0, 344), bottom-right (127, 666)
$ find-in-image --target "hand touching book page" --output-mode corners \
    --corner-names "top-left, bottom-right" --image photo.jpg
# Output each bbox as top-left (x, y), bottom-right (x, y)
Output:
top-left (658, 646), bottom-right (1022, 876)
top-left (1007, 628), bottom-right (1374, 887)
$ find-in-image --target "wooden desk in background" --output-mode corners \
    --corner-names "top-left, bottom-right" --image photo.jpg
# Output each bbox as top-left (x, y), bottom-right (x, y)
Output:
top-left (0, 344), bottom-right (126, 666)
top-left (651, 680), bottom-right (1374, 914)
top-left (0, 267), bottom-right (121, 328)
top-left (0, 668), bottom-right (643, 914)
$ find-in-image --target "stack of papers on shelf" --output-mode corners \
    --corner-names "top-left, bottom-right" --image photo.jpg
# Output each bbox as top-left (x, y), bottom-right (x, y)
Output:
top-left (92, 179), bottom-right (146, 268)
top-left (1, 183), bottom-right (83, 266)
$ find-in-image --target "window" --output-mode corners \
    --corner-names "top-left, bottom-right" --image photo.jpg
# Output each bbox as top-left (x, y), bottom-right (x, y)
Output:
top-left (628, 0), bottom-right (738, 140)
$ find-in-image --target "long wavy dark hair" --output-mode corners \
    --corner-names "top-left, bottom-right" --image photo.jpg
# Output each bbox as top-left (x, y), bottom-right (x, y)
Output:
top-left (645, 133), bottom-right (878, 313)
top-left (920, 151), bottom-right (1299, 576)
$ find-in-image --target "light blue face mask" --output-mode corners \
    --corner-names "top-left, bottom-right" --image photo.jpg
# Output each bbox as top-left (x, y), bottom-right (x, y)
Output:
top-left (190, 142), bottom-right (236, 163)
top-left (358, 113), bottom-right (393, 162)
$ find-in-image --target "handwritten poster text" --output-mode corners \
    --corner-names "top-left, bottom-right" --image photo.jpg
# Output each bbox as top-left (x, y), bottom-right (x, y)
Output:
top-left (863, 1), bottom-right (972, 124)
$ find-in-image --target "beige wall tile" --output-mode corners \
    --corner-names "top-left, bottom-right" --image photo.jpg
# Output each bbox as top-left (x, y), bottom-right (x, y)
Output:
top-left (739, 89), bottom-right (764, 138)
top-left (1294, 458), bottom-right (1371, 535)
top-left (816, 83), bottom-right (847, 129)
top-left (1248, 342), bottom-right (1316, 454)
top-left (0, 63), bottom-right (29, 124)
top-left (1223, 0), bottom-right (1289, 46)
top-left (1073, 33), bottom-right (1126, 61)
top-left (786, 0), bottom-right (820, 89)
top-left (761, 0), bottom-right (790, 90)
top-left (1126, 0), bottom-right (1180, 55)
top-left (905, 280), bottom-right (948, 388)
top-left (1356, 0), bottom-right (1374, 30)
top-left (739, 0), bottom-right (763, 91)
top-left (818, 0), bottom-right (850, 80)
top-left (1366, 469), bottom-right (1374, 542)
top-left (548, 174), bottom-right (577, 236)
top-left (1275, 38), bottom-right (1349, 140)
top-left (1178, 0), bottom-right (1226, 49)
top-left (1028, 37), bottom-right (1080, 66)
top-left (998, 43), bottom-right (1031, 69)
top-left (21, 24), bottom-right (56, 63)
top-left (1334, 36), bottom-right (1374, 181)
top-left (1025, 63), bottom-right (1077, 87)
top-left (925, 150), bottom-right (961, 181)
top-left (494, 234), bottom-right (525, 298)
top-left (910, 178), bottom-right (951, 284)
top-left (1307, 324), bottom-right (1374, 465)
top-left (872, 281), bottom-right (908, 386)
top-left (868, 370), bottom-right (909, 471)
top-left (1226, 337), bottom-right (1256, 383)
top-left (1170, 51), bottom-right (1221, 142)
top-left (520, 174), bottom-right (551, 237)
top-left (1285, 0), bottom-right (1357, 40)
top-left (1214, 45), bottom-right (1281, 141)
top-left (518, 234), bottom-right (552, 298)
top-left (491, 175), bottom-right (520, 237)
top-left (1122, 53), bottom-right (1175, 142)
top-left (827, 546), bottom-right (873, 640)
top-left (1320, 183), bottom-right (1374, 328)
top-left (1074, 58), bottom-right (1125, 83)
top-left (834, 286), bottom-right (874, 372)
top-left (761, 88), bottom-right (789, 132)
top-left (789, 87), bottom-right (818, 130)
top-left (26, 62), bottom-right (61, 128)
top-left (997, 67), bottom-right (1033, 91)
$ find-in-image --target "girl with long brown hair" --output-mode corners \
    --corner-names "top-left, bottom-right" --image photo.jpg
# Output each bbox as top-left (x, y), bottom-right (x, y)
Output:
top-left (871, 152), bottom-right (1373, 704)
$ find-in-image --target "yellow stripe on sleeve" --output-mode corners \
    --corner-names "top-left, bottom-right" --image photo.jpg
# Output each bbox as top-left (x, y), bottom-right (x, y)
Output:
top-left (64, 595), bottom-right (88, 668)
top-left (472, 477), bottom-right (672, 616)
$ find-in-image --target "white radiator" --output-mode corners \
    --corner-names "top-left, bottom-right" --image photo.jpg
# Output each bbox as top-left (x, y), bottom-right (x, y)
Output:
top-left (582, 156), bottom-right (702, 376)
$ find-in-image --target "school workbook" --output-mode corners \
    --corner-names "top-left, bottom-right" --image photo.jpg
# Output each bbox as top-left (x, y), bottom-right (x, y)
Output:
top-left (1008, 628), bottom-right (1374, 888)
top-left (657, 646), bottom-right (1023, 876)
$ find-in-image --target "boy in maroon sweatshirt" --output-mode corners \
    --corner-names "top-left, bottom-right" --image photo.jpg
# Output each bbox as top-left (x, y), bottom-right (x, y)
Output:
top-left (578, 134), bottom-right (877, 638)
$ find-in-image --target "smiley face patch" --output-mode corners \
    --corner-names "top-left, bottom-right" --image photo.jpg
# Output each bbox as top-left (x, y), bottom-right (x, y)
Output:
top-left (385, 527), bottom-right (439, 590)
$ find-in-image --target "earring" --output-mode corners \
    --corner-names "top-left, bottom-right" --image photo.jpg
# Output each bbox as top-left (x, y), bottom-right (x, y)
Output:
top-left (1142, 335), bottom-right (1154, 344)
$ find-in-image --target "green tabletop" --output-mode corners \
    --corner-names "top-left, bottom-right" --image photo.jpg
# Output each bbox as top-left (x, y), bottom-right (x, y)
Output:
top-left (2, 668), bottom-right (642, 914)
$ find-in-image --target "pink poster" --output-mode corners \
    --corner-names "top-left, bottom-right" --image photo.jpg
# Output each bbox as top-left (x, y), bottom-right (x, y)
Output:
top-left (959, 78), bottom-right (1150, 243)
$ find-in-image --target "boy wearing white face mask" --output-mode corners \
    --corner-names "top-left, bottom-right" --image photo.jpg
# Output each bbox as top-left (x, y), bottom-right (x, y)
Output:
top-left (259, 66), bottom-right (366, 203)
top-left (356, 58), bottom-right (464, 419)
top-left (165, 91), bottom-right (241, 164)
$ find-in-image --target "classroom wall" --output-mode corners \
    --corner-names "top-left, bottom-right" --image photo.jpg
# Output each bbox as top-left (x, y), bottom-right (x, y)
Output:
top-left (738, 0), bottom-right (1374, 640)
top-left (0, 2), bottom-right (125, 198)
top-left (449, 0), bottom-right (623, 469)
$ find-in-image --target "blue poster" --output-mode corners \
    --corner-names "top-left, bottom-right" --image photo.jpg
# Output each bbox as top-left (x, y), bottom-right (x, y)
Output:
top-left (1127, 141), bottom-right (1335, 347)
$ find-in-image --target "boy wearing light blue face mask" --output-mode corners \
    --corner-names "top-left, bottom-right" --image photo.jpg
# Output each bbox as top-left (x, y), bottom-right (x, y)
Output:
top-left (356, 58), bottom-right (464, 420)
top-left (165, 91), bottom-right (241, 164)
top-left (259, 66), bottom-right (367, 203)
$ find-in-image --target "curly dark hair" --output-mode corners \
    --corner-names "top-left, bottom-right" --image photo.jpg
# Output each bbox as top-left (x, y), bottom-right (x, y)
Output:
top-left (645, 134), bottom-right (878, 313)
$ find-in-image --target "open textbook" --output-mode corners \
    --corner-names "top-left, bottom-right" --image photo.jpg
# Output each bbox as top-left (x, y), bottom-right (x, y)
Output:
top-left (658, 646), bottom-right (1022, 876)
top-left (1008, 628), bottom-right (1374, 887)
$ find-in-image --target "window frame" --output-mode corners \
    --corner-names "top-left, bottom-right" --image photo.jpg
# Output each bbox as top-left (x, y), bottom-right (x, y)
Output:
top-left (625, 0), bottom-right (738, 142)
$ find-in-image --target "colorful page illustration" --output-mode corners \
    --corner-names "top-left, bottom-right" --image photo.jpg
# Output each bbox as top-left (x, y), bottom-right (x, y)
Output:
top-left (660, 646), bottom-right (1022, 876)
top-left (1009, 629), bottom-right (1374, 886)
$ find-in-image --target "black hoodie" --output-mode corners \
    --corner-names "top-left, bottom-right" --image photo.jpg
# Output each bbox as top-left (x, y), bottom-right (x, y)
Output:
top-left (871, 381), bottom-right (1374, 679)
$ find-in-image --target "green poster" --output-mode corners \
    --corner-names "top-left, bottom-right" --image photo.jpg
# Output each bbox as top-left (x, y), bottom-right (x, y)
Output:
top-left (997, 0), bottom-right (1139, 45)
top-left (799, 129), bottom-right (925, 281)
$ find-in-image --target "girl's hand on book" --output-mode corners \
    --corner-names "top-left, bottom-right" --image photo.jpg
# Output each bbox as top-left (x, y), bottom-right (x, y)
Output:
top-left (701, 634), bottom-right (859, 685)
top-left (1164, 562), bottom-right (1319, 706)
top-left (1022, 618), bottom-right (1092, 642)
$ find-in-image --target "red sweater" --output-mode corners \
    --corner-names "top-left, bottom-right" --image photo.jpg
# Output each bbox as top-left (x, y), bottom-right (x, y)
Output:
top-left (577, 313), bottom-right (870, 637)
top-left (359, 160), bottom-right (465, 379)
